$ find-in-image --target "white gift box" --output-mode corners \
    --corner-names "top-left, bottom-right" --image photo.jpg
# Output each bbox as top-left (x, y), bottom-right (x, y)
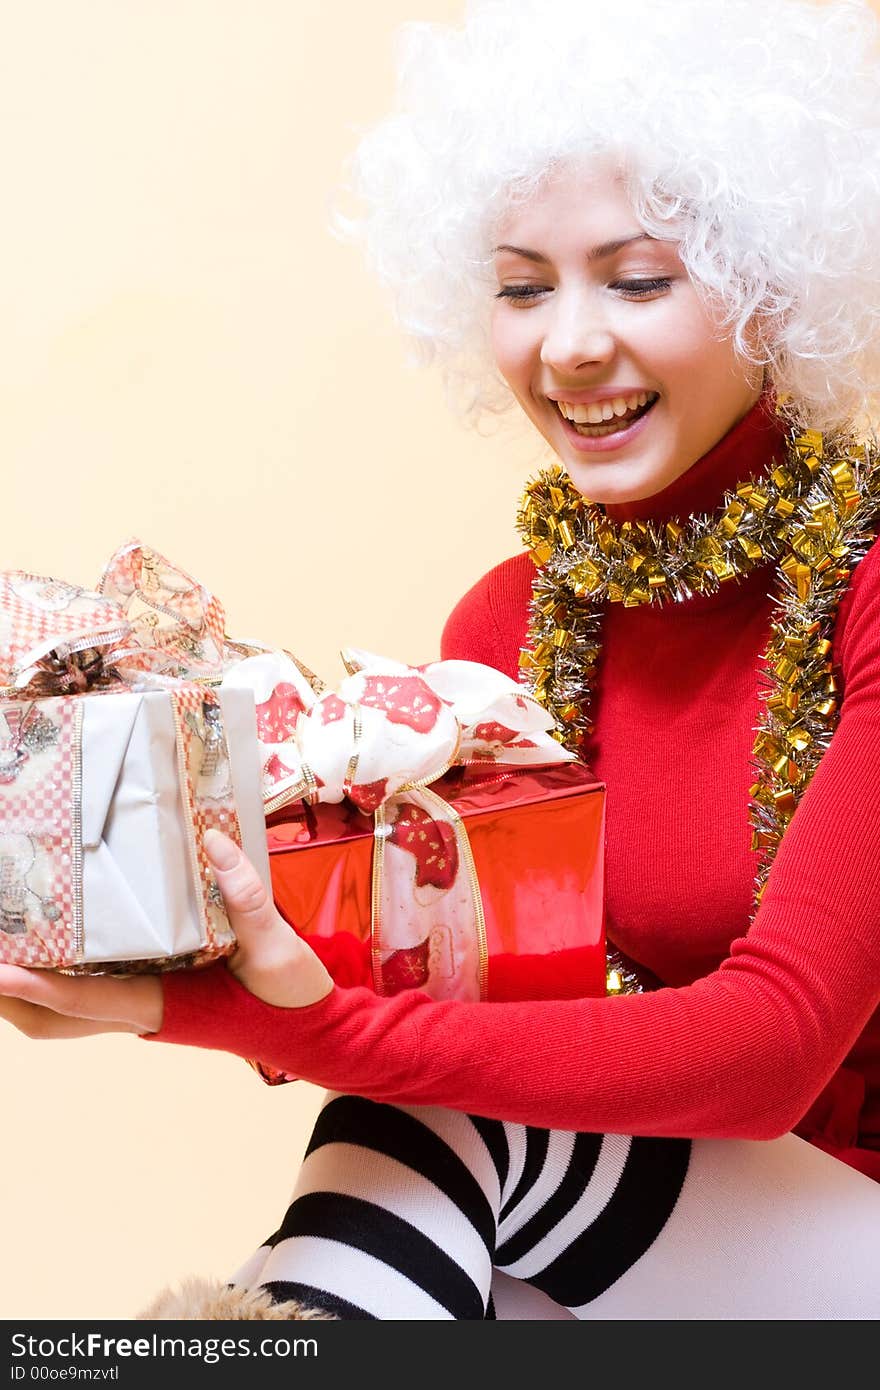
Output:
top-left (0, 684), bottom-right (269, 972)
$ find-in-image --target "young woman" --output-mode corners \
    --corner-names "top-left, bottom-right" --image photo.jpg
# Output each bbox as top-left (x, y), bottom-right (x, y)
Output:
top-left (3, 0), bottom-right (880, 1319)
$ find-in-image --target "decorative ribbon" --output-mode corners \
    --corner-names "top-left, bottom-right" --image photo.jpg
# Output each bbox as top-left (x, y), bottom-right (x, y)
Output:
top-left (0, 541), bottom-right (230, 698)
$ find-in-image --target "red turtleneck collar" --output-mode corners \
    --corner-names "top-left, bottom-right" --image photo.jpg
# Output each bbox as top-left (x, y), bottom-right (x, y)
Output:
top-left (603, 389), bottom-right (788, 524)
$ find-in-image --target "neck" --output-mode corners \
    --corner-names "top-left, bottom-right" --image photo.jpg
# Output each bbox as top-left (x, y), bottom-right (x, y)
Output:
top-left (603, 389), bottom-right (787, 524)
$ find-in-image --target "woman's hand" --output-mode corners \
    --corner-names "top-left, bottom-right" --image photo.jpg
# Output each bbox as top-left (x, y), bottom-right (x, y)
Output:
top-left (0, 829), bottom-right (333, 1041)
top-left (0, 979), bottom-right (162, 1039)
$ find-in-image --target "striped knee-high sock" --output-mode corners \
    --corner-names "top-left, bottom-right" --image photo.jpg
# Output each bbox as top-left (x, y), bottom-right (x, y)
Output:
top-left (231, 1094), bottom-right (690, 1320)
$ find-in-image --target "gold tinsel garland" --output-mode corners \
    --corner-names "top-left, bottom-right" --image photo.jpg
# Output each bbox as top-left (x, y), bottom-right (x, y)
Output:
top-left (516, 424), bottom-right (880, 993)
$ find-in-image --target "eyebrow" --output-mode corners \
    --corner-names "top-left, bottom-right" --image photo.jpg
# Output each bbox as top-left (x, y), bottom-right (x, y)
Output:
top-left (492, 233), bottom-right (658, 263)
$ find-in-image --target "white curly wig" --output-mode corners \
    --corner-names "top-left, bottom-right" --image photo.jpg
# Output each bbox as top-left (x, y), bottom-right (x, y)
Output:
top-left (341, 0), bottom-right (880, 436)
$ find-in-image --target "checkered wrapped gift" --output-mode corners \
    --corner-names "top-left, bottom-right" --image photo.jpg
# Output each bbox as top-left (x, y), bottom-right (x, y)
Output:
top-left (0, 544), bottom-right (269, 974)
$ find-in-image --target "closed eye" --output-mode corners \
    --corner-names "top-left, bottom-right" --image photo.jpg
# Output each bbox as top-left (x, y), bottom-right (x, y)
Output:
top-left (611, 278), bottom-right (672, 298)
top-left (494, 285), bottom-right (548, 302)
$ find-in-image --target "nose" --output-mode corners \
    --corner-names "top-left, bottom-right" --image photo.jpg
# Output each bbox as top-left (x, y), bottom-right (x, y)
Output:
top-left (539, 288), bottom-right (616, 374)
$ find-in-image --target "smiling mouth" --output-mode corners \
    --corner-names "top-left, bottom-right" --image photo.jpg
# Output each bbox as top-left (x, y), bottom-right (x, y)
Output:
top-left (555, 391), bottom-right (659, 437)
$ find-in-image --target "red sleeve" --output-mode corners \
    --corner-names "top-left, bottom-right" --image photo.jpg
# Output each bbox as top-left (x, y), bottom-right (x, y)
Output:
top-left (145, 550), bottom-right (880, 1141)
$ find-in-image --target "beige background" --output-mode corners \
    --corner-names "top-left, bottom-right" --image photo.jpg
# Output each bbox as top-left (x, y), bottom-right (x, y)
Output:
top-left (1, 0), bottom-right (875, 1323)
top-left (0, 0), bottom-right (548, 1321)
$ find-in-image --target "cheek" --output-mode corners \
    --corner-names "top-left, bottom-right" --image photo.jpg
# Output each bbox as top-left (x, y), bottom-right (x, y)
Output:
top-left (644, 306), bottom-right (714, 372)
top-left (490, 313), bottom-right (533, 396)
top-left (662, 294), bottom-right (743, 377)
top-left (634, 280), bottom-right (722, 361)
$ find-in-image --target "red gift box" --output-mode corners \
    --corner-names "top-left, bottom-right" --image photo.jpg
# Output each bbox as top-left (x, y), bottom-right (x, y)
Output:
top-left (266, 758), bottom-right (605, 1007)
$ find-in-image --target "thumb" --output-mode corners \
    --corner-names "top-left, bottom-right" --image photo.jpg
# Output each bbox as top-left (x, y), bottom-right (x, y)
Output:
top-left (203, 827), bottom-right (333, 1008)
top-left (203, 828), bottom-right (275, 942)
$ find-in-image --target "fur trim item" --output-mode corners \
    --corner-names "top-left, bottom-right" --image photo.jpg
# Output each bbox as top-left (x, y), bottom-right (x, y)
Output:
top-left (137, 1276), bottom-right (336, 1321)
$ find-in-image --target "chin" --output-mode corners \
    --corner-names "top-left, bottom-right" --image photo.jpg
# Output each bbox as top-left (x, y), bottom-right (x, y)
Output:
top-left (562, 458), bottom-right (672, 506)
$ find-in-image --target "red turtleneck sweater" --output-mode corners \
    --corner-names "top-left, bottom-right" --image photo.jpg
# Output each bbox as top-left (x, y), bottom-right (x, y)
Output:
top-left (146, 398), bottom-right (880, 1180)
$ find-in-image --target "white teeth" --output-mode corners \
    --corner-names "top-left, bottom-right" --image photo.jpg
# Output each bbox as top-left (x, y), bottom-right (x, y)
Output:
top-left (556, 391), bottom-right (656, 423)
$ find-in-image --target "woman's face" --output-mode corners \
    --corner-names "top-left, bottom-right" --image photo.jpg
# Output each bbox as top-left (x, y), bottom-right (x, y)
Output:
top-left (490, 165), bottom-right (764, 504)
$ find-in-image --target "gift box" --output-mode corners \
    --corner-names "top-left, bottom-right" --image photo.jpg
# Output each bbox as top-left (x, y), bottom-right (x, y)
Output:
top-left (266, 757), bottom-right (606, 1004)
top-left (222, 642), bottom-right (607, 1001)
top-left (0, 548), bottom-right (271, 974)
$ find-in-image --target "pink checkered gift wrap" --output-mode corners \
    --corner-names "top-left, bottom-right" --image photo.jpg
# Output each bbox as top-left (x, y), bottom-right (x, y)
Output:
top-left (0, 548), bottom-right (269, 974)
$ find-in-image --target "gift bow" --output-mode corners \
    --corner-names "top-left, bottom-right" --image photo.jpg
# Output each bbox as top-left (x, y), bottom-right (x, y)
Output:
top-left (0, 541), bottom-right (576, 999)
top-left (223, 647), bottom-right (572, 808)
top-left (0, 540), bottom-right (233, 695)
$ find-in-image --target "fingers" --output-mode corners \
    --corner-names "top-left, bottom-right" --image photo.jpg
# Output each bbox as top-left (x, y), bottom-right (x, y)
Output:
top-left (0, 964), bottom-right (126, 1020)
top-left (204, 829), bottom-right (276, 937)
top-left (0, 994), bottom-right (140, 1040)
top-left (0, 964), bottom-right (162, 1035)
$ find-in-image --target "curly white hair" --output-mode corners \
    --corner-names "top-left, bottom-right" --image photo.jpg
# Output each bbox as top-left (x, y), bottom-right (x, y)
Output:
top-left (341, 0), bottom-right (880, 435)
